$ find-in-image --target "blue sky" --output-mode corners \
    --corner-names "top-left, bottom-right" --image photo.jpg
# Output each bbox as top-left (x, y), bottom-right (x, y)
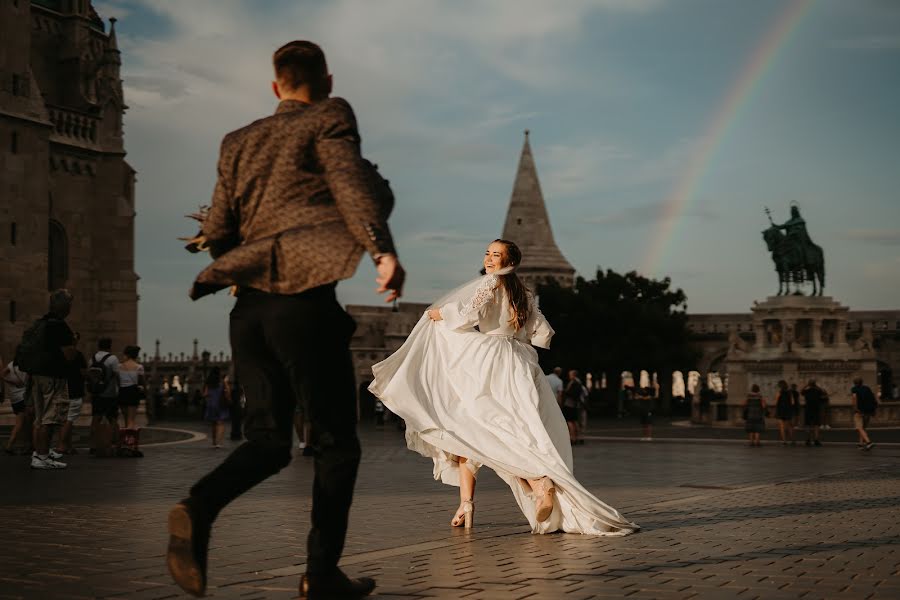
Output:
top-left (93, 0), bottom-right (900, 356)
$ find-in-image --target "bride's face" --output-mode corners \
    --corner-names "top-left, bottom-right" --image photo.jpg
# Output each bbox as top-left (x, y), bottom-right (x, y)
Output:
top-left (483, 242), bottom-right (507, 273)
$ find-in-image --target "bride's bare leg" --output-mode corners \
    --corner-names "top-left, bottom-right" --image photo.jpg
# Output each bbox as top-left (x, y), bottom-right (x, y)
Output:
top-left (451, 457), bottom-right (476, 527)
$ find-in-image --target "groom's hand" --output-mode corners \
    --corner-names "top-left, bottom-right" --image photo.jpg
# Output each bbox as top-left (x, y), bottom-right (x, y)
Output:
top-left (375, 254), bottom-right (405, 303)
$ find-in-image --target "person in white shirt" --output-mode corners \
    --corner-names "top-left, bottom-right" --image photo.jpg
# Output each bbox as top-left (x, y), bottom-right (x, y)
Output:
top-left (90, 338), bottom-right (120, 454)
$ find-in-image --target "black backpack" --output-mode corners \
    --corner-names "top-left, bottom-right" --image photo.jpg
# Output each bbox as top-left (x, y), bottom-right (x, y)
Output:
top-left (87, 353), bottom-right (114, 396)
top-left (14, 317), bottom-right (54, 375)
top-left (857, 385), bottom-right (878, 414)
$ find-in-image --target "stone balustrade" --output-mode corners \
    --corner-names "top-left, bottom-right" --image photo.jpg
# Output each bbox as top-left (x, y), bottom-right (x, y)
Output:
top-left (48, 106), bottom-right (98, 145)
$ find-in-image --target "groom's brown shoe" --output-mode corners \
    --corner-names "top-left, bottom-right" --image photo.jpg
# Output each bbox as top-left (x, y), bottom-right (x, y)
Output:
top-left (299, 570), bottom-right (376, 599)
top-left (166, 499), bottom-right (212, 597)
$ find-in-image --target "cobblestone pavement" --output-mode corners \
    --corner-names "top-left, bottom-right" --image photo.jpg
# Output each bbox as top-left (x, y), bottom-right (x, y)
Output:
top-left (2, 422), bottom-right (899, 599)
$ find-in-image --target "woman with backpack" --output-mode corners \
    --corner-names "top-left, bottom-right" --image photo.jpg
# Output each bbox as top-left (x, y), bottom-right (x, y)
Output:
top-left (851, 377), bottom-right (877, 451)
top-left (203, 367), bottom-right (229, 448)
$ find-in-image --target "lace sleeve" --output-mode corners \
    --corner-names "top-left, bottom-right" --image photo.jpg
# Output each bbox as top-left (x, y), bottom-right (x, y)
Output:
top-left (460, 275), bottom-right (499, 316)
top-left (529, 295), bottom-right (555, 349)
top-left (439, 274), bottom-right (499, 331)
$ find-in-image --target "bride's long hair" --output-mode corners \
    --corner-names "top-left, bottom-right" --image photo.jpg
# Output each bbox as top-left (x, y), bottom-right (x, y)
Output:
top-left (493, 239), bottom-right (531, 331)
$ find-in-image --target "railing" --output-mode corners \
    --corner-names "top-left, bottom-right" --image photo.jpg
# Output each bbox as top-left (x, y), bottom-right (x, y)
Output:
top-left (48, 106), bottom-right (98, 144)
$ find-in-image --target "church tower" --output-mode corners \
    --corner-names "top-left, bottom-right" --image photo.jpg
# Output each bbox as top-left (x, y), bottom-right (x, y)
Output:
top-left (0, 0), bottom-right (137, 370)
top-left (501, 130), bottom-right (575, 289)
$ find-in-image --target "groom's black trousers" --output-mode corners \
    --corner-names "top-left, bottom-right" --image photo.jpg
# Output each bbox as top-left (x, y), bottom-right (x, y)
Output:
top-left (189, 284), bottom-right (360, 576)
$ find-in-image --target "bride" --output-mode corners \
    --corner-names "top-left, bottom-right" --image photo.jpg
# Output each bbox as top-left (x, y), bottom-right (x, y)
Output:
top-left (369, 239), bottom-right (638, 535)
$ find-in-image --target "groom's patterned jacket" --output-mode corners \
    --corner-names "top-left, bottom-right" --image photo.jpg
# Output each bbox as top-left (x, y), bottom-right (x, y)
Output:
top-left (190, 98), bottom-right (396, 300)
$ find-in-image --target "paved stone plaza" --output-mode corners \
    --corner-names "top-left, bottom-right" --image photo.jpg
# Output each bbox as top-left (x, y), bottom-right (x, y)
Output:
top-left (2, 423), bottom-right (899, 600)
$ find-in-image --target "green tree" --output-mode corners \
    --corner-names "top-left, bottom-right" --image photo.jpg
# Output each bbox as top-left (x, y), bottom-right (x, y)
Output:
top-left (536, 269), bottom-right (696, 401)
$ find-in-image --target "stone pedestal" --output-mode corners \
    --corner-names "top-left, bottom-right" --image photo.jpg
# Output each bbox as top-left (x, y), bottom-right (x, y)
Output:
top-left (725, 296), bottom-right (878, 426)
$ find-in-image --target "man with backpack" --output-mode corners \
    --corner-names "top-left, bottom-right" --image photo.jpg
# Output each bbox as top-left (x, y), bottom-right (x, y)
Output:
top-left (89, 337), bottom-right (120, 456)
top-left (851, 377), bottom-right (877, 451)
top-left (16, 290), bottom-right (76, 469)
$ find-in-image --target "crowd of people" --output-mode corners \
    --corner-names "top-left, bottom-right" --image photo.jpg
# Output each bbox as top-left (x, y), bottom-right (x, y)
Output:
top-left (743, 377), bottom-right (879, 450)
top-left (0, 289), bottom-right (149, 468)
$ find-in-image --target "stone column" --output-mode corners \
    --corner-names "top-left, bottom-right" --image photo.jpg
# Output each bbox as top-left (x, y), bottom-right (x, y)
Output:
top-left (782, 319), bottom-right (796, 353)
top-left (811, 318), bottom-right (824, 350)
top-left (754, 321), bottom-right (766, 349)
top-left (836, 319), bottom-right (848, 346)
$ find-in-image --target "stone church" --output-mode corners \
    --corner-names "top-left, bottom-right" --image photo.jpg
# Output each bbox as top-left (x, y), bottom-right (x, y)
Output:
top-left (0, 0), bottom-right (136, 365)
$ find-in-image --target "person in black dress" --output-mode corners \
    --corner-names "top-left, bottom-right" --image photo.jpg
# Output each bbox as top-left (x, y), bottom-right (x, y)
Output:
top-left (801, 379), bottom-right (828, 446)
top-left (774, 380), bottom-right (795, 446)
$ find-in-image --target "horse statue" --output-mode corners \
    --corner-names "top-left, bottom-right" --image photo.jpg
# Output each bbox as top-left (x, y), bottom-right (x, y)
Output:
top-left (762, 205), bottom-right (825, 296)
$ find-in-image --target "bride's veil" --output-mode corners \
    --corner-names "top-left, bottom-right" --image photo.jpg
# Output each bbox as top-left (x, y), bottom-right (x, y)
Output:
top-left (425, 265), bottom-right (514, 311)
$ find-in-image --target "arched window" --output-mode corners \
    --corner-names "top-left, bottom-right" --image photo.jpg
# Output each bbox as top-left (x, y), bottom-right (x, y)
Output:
top-left (48, 219), bottom-right (68, 291)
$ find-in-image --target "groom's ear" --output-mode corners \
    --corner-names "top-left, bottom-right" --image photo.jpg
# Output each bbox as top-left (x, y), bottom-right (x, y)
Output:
top-left (272, 80), bottom-right (282, 100)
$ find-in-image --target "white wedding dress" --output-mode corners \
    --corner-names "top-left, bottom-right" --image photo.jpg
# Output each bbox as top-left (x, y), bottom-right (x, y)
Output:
top-left (369, 272), bottom-right (638, 536)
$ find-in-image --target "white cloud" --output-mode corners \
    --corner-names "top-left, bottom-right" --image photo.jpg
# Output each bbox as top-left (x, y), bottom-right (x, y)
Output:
top-left (93, 0), bottom-right (131, 19)
top-left (863, 256), bottom-right (900, 280)
top-left (539, 136), bottom-right (699, 199)
top-left (841, 228), bottom-right (900, 245)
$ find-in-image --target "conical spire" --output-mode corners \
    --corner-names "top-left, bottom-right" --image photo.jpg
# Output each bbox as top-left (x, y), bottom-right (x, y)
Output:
top-left (501, 130), bottom-right (575, 288)
top-left (107, 17), bottom-right (120, 58)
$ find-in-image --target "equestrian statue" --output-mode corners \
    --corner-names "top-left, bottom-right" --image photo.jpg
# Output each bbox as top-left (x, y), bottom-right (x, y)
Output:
top-left (762, 204), bottom-right (825, 296)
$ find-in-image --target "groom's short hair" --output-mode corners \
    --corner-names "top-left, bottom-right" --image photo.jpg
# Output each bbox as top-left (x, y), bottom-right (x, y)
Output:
top-left (273, 41), bottom-right (328, 91)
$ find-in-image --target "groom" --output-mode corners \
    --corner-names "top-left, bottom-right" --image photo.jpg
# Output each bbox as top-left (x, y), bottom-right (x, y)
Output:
top-left (166, 41), bottom-right (405, 599)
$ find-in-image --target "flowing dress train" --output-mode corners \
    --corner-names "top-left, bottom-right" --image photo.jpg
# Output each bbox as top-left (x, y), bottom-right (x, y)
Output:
top-left (369, 273), bottom-right (638, 535)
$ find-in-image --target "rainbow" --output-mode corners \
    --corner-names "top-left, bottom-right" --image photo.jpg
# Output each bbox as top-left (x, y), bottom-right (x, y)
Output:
top-left (640, 0), bottom-right (816, 275)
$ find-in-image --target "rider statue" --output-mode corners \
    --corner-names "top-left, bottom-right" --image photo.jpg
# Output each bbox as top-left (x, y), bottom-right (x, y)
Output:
top-left (763, 203), bottom-right (826, 296)
top-left (775, 204), bottom-right (815, 265)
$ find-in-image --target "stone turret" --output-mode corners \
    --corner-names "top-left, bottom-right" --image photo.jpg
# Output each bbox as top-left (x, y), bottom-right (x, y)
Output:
top-left (501, 130), bottom-right (575, 289)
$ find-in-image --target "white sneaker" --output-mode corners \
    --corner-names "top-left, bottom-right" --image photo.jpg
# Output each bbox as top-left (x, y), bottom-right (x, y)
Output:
top-left (31, 454), bottom-right (67, 469)
top-left (48, 449), bottom-right (64, 460)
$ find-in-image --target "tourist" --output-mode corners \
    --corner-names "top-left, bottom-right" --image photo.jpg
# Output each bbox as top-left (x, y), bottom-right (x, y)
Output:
top-left (117, 345), bottom-right (145, 456)
top-left (635, 381), bottom-right (655, 441)
top-left (789, 382), bottom-right (801, 428)
top-left (57, 332), bottom-right (87, 455)
top-left (1, 355), bottom-right (32, 455)
top-left (202, 367), bottom-right (228, 449)
top-left (774, 380), bottom-right (796, 446)
top-left (617, 384), bottom-right (632, 419)
top-left (851, 377), bottom-right (877, 451)
top-left (546, 366), bottom-right (564, 406)
top-left (18, 289), bottom-right (75, 469)
top-left (743, 384), bottom-right (767, 447)
top-left (89, 337), bottom-right (120, 456)
top-left (562, 370), bottom-right (584, 445)
top-left (801, 379), bottom-right (828, 446)
top-left (370, 239), bottom-right (638, 537)
top-left (167, 40), bottom-right (404, 599)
